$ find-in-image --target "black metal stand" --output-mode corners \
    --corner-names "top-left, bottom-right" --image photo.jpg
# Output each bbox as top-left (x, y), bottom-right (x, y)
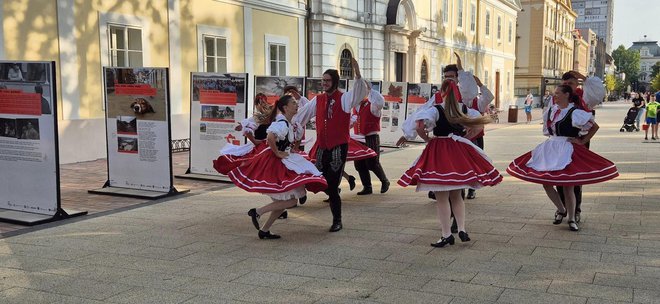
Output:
top-left (88, 182), bottom-right (189, 199)
top-left (0, 208), bottom-right (88, 226)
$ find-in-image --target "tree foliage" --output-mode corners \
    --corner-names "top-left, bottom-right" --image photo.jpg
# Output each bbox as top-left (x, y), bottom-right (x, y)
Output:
top-left (612, 45), bottom-right (640, 88)
top-left (651, 62), bottom-right (660, 79)
top-left (605, 74), bottom-right (617, 93)
top-left (652, 73), bottom-right (660, 92)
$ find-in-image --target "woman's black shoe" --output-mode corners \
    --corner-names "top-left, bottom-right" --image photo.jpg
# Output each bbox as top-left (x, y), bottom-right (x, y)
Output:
top-left (431, 235), bottom-right (455, 247)
top-left (568, 221), bottom-right (579, 232)
top-left (299, 196), bottom-right (307, 205)
top-left (458, 231), bottom-right (471, 242)
top-left (278, 210), bottom-right (288, 219)
top-left (258, 230), bottom-right (281, 239)
top-left (357, 187), bottom-right (373, 195)
top-left (348, 176), bottom-right (356, 191)
top-left (553, 210), bottom-right (567, 225)
top-left (248, 208), bottom-right (260, 230)
top-left (428, 191), bottom-right (436, 200)
top-left (451, 217), bottom-right (458, 233)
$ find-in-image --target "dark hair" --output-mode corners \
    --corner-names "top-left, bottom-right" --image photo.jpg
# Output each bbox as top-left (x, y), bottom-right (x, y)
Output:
top-left (283, 86), bottom-right (298, 94)
top-left (443, 64), bottom-right (459, 74)
top-left (561, 72), bottom-right (577, 81)
top-left (268, 95), bottom-right (294, 123)
top-left (323, 69), bottom-right (340, 92)
top-left (557, 84), bottom-right (583, 110)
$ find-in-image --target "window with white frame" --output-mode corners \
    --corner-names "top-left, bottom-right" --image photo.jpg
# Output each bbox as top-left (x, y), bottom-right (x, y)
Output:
top-left (485, 11), bottom-right (491, 36)
top-left (203, 35), bottom-right (227, 73)
top-left (421, 59), bottom-right (428, 83)
top-left (508, 21), bottom-right (513, 43)
top-left (470, 3), bottom-right (476, 32)
top-left (268, 43), bottom-right (286, 76)
top-left (442, 0), bottom-right (449, 24)
top-left (497, 16), bottom-right (502, 40)
top-left (457, 0), bottom-right (464, 28)
top-left (109, 24), bottom-right (143, 67)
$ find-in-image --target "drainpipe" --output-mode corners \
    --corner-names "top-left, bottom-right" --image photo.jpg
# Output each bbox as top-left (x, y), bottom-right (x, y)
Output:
top-left (306, 3), bottom-right (311, 77)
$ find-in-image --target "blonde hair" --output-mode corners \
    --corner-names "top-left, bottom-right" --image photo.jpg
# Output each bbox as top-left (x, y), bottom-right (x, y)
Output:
top-left (440, 80), bottom-right (491, 128)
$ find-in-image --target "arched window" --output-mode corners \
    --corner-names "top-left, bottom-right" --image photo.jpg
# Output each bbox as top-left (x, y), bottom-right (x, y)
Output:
top-left (420, 59), bottom-right (428, 83)
top-left (339, 49), bottom-right (354, 79)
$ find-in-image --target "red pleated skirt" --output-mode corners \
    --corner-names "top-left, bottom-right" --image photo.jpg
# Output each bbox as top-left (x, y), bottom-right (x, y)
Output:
top-left (308, 138), bottom-right (377, 162)
top-left (507, 144), bottom-right (619, 186)
top-left (228, 148), bottom-right (328, 194)
top-left (398, 137), bottom-right (503, 188)
top-left (212, 142), bottom-right (268, 175)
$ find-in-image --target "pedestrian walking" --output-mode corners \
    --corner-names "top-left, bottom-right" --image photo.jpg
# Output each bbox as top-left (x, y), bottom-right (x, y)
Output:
top-left (632, 92), bottom-right (646, 132)
top-left (644, 94), bottom-right (659, 140)
top-left (524, 90), bottom-right (534, 123)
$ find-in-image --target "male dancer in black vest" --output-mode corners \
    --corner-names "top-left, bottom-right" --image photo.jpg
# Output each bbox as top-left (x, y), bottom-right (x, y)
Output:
top-left (296, 59), bottom-right (368, 232)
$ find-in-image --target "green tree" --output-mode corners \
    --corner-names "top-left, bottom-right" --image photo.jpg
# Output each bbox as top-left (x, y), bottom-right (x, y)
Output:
top-left (652, 73), bottom-right (660, 92)
top-left (612, 45), bottom-right (641, 89)
top-left (651, 62), bottom-right (660, 79)
top-left (605, 74), bottom-right (617, 93)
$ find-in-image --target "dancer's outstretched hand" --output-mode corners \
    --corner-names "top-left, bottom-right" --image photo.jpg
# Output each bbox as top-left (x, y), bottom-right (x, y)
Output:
top-left (454, 52), bottom-right (463, 71)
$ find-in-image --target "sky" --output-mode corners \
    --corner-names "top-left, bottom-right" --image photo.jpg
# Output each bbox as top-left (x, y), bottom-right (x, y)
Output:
top-left (611, 0), bottom-right (660, 49)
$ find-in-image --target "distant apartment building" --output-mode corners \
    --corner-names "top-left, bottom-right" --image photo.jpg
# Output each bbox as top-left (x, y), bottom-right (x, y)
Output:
top-left (515, 0), bottom-right (577, 95)
top-left (571, 0), bottom-right (614, 53)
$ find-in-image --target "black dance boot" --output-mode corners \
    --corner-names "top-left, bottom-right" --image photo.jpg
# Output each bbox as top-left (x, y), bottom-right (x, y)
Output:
top-left (357, 186), bottom-right (373, 195)
top-left (380, 180), bottom-right (390, 193)
top-left (258, 230), bottom-right (281, 239)
top-left (329, 220), bottom-right (343, 232)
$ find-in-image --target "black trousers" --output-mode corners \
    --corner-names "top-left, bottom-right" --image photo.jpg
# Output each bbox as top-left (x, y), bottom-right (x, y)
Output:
top-left (316, 143), bottom-right (348, 223)
top-left (354, 134), bottom-right (388, 188)
top-left (557, 140), bottom-right (589, 214)
top-left (473, 136), bottom-right (484, 150)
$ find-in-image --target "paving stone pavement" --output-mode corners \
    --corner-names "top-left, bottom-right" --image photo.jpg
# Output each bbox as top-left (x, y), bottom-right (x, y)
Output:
top-left (1, 101), bottom-right (659, 303)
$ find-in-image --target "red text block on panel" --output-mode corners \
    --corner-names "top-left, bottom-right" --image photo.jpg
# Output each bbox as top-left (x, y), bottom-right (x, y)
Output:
top-left (383, 95), bottom-right (403, 103)
top-left (199, 90), bottom-right (237, 105)
top-left (115, 84), bottom-right (157, 96)
top-left (407, 95), bottom-right (427, 104)
top-left (0, 89), bottom-right (41, 115)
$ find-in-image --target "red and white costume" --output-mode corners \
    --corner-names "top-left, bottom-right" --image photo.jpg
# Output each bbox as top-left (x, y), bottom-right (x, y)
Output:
top-left (398, 102), bottom-right (503, 192)
top-left (227, 114), bottom-right (327, 200)
top-left (213, 117), bottom-right (270, 175)
top-left (507, 104), bottom-right (618, 185)
top-left (307, 138), bottom-right (376, 162)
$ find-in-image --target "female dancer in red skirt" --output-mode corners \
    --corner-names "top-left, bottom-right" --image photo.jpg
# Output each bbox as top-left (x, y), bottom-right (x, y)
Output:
top-left (398, 80), bottom-right (502, 247)
top-left (507, 85), bottom-right (618, 232)
top-left (213, 93), bottom-right (272, 175)
top-left (228, 95), bottom-right (327, 239)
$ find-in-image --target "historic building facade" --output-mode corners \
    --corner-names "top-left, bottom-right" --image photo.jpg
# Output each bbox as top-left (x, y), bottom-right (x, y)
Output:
top-left (514, 0), bottom-right (576, 95)
top-left (308, 0), bottom-right (522, 109)
top-left (629, 39), bottom-right (660, 89)
top-left (0, 0), bottom-right (307, 163)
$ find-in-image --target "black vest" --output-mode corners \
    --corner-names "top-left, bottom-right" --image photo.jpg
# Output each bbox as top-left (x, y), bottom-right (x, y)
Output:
top-left (548, 107), bottom-right (580, 137)
top-left (254, 123), bottom-right (269, 140)
top-left (433, 104), bottom-right (468, 137)
top-left (275, 119), bottom-right (292, 152)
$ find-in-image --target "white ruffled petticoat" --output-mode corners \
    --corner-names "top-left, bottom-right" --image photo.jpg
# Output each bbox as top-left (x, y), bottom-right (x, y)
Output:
top-left (526, 136), bottom-right (574, 171)
top-left (219, 141), bottom-right (255, 156)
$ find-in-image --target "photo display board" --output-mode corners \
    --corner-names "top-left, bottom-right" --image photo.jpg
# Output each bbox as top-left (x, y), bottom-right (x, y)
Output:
top-left (190, 73), bottom-right (248, 176)
top-left (406, 83), bottom-right (433, 118)
top-left (0, 61), bottom-right (59, 215)
top-left (380, 81), bottom-right (408, 146)
top-left (304, 78), bottom-right (348, 152)
top-left (254, 76), bottom-right (305, 107)
top-left (103, 67), bottom-right (172, 192)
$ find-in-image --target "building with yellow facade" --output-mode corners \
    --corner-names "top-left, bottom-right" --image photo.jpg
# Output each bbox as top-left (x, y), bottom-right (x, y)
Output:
top-left (0, 0), bottom-right (306, 163)
top-left (1, 0), bottom-right (521, 164)
top-left (309, 0), bottom-right (521, 110)
top-left (515, 0), bottom-right (576, 96)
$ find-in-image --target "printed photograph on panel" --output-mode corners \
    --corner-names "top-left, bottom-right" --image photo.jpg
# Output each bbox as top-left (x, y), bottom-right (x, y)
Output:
top-left (116, 116), bottom-right (137, 135)
top-left (255, 76), bottom-right (305, 106)
top-left (0, 62), bottom-right (53, 115)
top-left (117, 137), bottom-right (139, 154)
top-left (16, 118), bottom-right (40, 140)
top-left (0, 118), bottom-right (17, 138)
top-left (105, 68), bottom-right (167, 121)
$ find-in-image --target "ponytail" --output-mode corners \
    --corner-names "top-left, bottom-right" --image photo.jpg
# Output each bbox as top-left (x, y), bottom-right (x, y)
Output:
top-left (268, 95), bottom-right (293, 123)
top-left (440, 79), bottom-right (491, 128)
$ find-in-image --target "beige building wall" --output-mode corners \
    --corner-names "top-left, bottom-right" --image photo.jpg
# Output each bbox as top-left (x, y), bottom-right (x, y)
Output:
top-left (515, 0), bottom-right (576, 96)
top-left (0, 0), bottom-right (305, 164)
